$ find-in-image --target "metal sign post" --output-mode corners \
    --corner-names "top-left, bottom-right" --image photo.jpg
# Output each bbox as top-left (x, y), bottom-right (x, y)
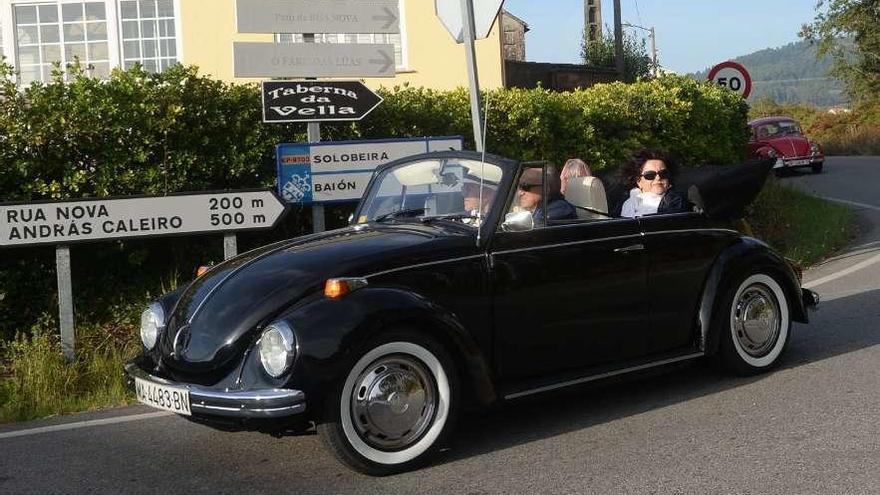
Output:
top-left (304, 33), bottom-right (325, 233)
top-left (56, 245), bottom-right (75, 361)
top-left (461, 0), bottom-right (484, 152)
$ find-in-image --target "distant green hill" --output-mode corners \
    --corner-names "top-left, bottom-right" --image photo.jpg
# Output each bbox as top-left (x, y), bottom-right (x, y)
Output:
top-left (689, 40), bottom-right (847, 108)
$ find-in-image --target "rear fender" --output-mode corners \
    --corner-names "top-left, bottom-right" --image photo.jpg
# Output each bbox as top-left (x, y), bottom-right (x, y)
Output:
top-left (699, 237), bottom-right (808, 356)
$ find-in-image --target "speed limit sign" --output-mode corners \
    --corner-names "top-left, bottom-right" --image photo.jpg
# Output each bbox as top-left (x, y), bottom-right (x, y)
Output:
top-left (707, 61), bottom-right (752, 98)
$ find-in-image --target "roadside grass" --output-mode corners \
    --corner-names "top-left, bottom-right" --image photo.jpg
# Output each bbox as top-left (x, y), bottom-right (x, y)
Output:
top-left (819, 125), bottom-right (880, 156)
top-left (747, 178), bottom-right (857, 266)
top-left (0, 312), bottom-right (141, 424)
top-left (0, 180), bottom-right (858, 424)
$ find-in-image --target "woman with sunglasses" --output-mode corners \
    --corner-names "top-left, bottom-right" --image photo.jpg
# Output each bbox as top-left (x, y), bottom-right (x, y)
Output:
top-left (618, 149), bottom-right (689, 218)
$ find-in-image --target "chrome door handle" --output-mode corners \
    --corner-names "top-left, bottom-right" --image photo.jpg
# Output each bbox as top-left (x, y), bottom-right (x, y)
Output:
top-left (614, 243), bottom-right (645, 253)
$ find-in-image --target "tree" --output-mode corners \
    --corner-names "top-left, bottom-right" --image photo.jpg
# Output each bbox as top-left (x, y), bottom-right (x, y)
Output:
top-left (581, 26), bottom-right (653, 82)
top-left (801, 0), bottom-right (880, 104)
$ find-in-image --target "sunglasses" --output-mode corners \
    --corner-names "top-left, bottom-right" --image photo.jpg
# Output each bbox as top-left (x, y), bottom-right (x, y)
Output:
top-left (640, 169), bottom-right (670, 181)
top-left (518, 183), bottom-right (541, 192)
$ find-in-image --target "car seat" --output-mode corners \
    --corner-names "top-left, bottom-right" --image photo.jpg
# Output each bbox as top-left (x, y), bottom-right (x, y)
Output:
top-left (564, 176), bottom-right (609, 220)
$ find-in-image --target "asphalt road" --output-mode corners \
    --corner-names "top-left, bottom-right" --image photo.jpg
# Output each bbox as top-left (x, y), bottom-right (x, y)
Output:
top-left (2, 156), bottom-right (879, 495)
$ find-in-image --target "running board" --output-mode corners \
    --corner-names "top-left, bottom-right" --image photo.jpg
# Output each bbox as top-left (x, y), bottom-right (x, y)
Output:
top-left (503, 352), bottom-right (705, 400)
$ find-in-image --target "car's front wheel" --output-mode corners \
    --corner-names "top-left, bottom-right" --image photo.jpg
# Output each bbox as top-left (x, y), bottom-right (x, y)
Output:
top-left (717, 273), bottom-right (791, 375)
top-left (811, 162), bottom-right (824, 174)
top-left (318, 333), bottom-right (458, 475)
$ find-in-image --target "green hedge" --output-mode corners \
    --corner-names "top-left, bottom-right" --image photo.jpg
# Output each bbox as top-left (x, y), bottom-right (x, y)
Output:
top-left (0, 63), bottom-right (749, 339)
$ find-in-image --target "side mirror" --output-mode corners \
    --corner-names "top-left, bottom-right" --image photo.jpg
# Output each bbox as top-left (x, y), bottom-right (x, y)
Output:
top-left (347, 213), bottom-right (354, 225)
top-left (501, 211), bottom-right (534, 232)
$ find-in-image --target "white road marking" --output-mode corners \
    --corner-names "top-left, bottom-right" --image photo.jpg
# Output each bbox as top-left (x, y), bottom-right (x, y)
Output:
top-left (804, 251), bottom-right (880, 289)
top-left (0, 411), bottom-right (171, 440)
top-left (821, 196), bottom-right (880, 212)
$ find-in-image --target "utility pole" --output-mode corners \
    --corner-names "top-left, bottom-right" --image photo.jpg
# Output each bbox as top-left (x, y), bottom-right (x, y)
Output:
top-left (613, 0), bottom-right (624, 77)
top-left (584, 0), bottom-right (602, 44)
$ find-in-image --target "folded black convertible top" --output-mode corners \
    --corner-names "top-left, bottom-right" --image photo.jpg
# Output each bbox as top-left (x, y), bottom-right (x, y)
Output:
top-left (601, 158), bottom-right (774, 220)
top-left (678, 158), bottom-right (774, 220)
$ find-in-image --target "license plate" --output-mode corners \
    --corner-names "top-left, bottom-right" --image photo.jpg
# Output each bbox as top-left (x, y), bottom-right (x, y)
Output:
top-left (788, 159), bottom-right (810, 166)
top-left (134, 377), bottom-right (191, 416)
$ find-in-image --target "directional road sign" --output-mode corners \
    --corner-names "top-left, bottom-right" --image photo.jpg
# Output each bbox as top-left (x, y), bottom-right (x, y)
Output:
top-left (0, 191), bottom-right (287, 247)
top-left (236, 0), bottom-right (400, 34)
top-left (435, 0), bottom-right (504, 44)
top-left (707, 61), bottom-right (752, 99)
top-left (234, 42), bottom-right (396, 78)
top-left (262, 80), bottom-right (383, 123)
top-left (277, 137), bottom-right (464, 204)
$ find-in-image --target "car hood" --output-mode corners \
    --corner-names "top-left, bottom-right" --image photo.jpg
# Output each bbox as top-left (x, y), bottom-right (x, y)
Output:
top-left (763, 136), bottom-right (811, 157)
top-left (159, 222), bottom-right (475, 376)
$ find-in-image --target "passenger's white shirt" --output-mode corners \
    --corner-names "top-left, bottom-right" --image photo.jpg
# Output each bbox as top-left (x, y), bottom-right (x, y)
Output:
top-left (621, 188), bottom-right (663, 217)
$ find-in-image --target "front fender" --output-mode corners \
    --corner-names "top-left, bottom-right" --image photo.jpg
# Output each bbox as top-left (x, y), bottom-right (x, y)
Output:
top-left (274, 287), bottom-right (497, 417)
top-left (699, 237), bottom-right (808, 356)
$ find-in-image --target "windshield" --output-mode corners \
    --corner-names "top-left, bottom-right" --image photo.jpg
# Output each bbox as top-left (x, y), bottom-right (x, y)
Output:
top-left (755, 121), bottom-right (803, 139)
top-left (357, 158), bottom-right (504, 226)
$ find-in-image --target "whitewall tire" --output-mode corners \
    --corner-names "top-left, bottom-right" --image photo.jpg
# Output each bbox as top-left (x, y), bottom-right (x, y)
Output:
top-left (318, 334), bottom-right (458, 475)
top-left (719, 273), bottom-right (791, 374)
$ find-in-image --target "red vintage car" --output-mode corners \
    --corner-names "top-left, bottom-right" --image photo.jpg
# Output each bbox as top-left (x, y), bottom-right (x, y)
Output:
top-left (747, 116), bottom-right (824, 174)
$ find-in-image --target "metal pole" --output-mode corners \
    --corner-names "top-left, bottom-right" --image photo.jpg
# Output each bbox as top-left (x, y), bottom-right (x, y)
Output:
top-left (650, 27), bottom-right (657, 77)
top-left (223, 233), bottom-right (238, 259)
top-left (613, 0), bottom-right (624, 77)
top-left (55, 245), bottom-right (75, 361)
top-left (460, 0), bottom-right (484, 152)
top-left (304, 33), bottom-right (325, 232)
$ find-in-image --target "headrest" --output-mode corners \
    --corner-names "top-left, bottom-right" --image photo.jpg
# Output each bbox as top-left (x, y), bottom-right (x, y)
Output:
top-left (565, 176), bottom-right (608, 214)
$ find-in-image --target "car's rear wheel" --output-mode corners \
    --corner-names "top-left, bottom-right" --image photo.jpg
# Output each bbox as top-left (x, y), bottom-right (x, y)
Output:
top-left (811, 162), bottom-right (824, 174)
top-left (717, 273), bottom-right (791, 375)
top-left (318, 332), bottom-right (458, 475)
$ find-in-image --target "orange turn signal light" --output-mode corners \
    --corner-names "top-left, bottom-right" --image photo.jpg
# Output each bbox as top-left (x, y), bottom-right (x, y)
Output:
top-left (324, 278), bottom-right (367, 299)
top-left (196, 265), bottom-right (212, 277)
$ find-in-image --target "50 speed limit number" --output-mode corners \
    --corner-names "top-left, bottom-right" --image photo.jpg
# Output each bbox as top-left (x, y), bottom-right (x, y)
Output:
top-left (707, 61), bottom-right (752, 99)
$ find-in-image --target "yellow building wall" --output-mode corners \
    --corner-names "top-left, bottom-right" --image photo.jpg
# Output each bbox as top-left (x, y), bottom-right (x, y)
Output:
top-left (178, 0), bottom-right (504, 90)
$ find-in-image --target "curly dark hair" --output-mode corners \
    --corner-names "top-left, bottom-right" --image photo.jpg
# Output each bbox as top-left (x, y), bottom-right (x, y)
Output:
top-left (616, 149), bottom-right (679, 188)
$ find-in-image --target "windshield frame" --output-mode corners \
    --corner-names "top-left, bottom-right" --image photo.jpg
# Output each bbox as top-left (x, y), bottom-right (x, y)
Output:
top-left (352, 150), bottom-right (518, 242)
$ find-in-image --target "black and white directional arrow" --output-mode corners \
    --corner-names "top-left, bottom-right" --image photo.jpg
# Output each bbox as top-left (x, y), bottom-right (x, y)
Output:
top-left (372, 6), bottom-right (399, 30)
top-left (369, 50), bottom-right (395, 74)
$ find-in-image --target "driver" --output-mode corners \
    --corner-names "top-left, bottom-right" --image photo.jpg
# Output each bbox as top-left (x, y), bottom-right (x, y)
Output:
top-left (461, 174), bottom-right (497, 226)
top-left (517, 168), bottom-right (576, 223)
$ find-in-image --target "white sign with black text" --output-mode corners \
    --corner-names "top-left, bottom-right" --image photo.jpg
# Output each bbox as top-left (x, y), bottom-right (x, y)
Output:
top-left (235, 0), bottom-right (400, 34)
top-left (0, 191), bottom-right (286, 247)
top-left (277, 137), bottom-right (464, 203)
top-left (233, 42), bottom-right (396, 78)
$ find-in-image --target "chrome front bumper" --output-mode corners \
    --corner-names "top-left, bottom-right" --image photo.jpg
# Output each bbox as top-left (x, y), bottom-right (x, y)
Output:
top-left (774, 156), bottom-right (823, 169)
top-left (124, 361), bottom-right (306, 419)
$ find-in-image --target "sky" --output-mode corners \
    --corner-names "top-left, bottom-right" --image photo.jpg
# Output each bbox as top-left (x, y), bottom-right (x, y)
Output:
top-left (502, 0), bottom-right (822, 74)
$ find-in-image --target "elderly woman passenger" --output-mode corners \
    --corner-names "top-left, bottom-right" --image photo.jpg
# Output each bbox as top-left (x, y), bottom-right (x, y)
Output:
top-left (618, 149), bottom-right (689, 218)
top-left (560, 158), bottom-right (592, 196)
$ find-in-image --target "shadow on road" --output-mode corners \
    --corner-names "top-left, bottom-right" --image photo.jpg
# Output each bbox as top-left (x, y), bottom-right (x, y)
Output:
top-left (432, 287), bottom-right (880, 468)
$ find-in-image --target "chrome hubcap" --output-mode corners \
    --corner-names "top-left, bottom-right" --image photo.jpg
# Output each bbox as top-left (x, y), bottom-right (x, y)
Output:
top-left (734, 283), bottom-right (781, 357)
top-left (350, 355), bottom-right (437, 451)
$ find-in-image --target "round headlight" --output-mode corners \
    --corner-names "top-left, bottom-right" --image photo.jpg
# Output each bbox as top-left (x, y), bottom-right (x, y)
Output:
top-left (258, 322), bottom-right (296, 378)
top-left (811, 142), bottom-right (820, 153)
top-left (140, 302), bottom-right (165, 350)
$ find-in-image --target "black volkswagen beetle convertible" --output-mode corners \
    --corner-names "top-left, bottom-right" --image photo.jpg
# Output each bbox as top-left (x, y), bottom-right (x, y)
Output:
top-left (126, 150), bottom-right (819, 475)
